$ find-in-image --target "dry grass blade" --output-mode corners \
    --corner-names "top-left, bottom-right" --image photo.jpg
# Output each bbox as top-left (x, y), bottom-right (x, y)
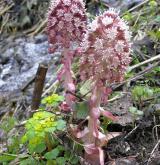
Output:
top-left (0, 3), bottom-right (14, 16)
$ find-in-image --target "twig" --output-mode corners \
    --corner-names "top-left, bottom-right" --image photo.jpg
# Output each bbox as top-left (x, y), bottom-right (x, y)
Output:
top-left (112, 61), bottom-right (160, 90)
top-left (147, 140), bottom-right (160, 165)
top-left (42, 79), bottom-right (59, 97)
top-left (21, 76), bottom-right (36, 91)
top-left (121, 0), bottom-right (149, 16)
top-left (152, 125), bottom-right (160, 142)
top-left (42, 64), bottom-right (63, 97)
top-left (31, 63), bottom-right (48, 110)
top-left (29, 19), bottom-right (47, 36)
top-left (124, 124), bottom-right (139, 140)
top-left (108, 92), bottom-right (125, 102)
top-left (128, 54), bottom-right (160, 71)
top-left (0, 3), bottom-right (14, 16)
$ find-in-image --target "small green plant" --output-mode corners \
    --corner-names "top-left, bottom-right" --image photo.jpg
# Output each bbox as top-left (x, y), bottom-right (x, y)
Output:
top-left (20, 110), bottom-right (79, 165)
top-left (41, 94), bottom-right (64, 107)
top-left (22, 111), bottom-right (66, 153)
top-left (0, 117), bottom-right (16, 133)
top-left (0, 117), bottom-right (22, 164)
top-left (131, 85), bottom-right (154, 107)
top-left (128, 106), bottom-right (144, 126)
top-left (129, 106), bottom-right (144, 117)
top-left (0, 117), bottom-right (21, 153)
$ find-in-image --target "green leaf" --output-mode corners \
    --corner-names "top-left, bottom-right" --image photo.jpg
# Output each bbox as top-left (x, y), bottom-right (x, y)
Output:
top-left (42, 94), bottom-right (64, 106)
top-left (136, 110), bottom-right (144, 116)
top-left (0, 154), bottom-right (16, 163)
top-left (56, 157), bottom-right (66, 165)
top-left (46, 160), bottom-right (56, 165)
top-left (33, 112), bottom-right (54, 120)
top-left (155, 16), bottom-right (160, 23)
top-left (20, 157), bottom-right (38, 165)
top-left (45, 127), bottom-right (56, 133)
top-left (129, 107), bottom-right (138, 114)
top-left (70, 156), bottom-right (79, 164)
top-left (21, 134), bottom-right (28, 144)
top-left (30, 142), bottom-right (46, 154)
top-left (75, 101), bottom-right (89, 119)
top-left (129, 107), bottom-right (144, 116)
top-left (79, 80), bottom-right (92, 96)
top-left (44, 148), bottom-right (59, 160)
top-left (56, 120), bottom-right (66, 130)
top-left (26, 130), bottom-right (35, 140)
top-left (57, 145), bottom-right (65, 151)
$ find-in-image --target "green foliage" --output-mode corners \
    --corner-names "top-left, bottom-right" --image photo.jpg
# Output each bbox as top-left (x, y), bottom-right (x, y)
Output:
top-left (0, 117), bottom-right (21, 155)
top-left (7, 135), bottom-right (21, 154)
top-left (147, 29), bottom-right (160, 41)
top-left (131, 85), bottom-right (154, 102)
top-left (123, 11), bottom-right (133, 22)
top-left (74, 101), bottom-right (89, 119)
top-left (0, 117), bottom-right (16, 133)
top-left (101, 117), bottom-right (112, 133)
top-left (129, 106), bottom-right (144, 116)
top-left (20, 110), bottom-right (79, 164)
top-left (41, 94), bottom-right (64, 107)
top-left (22, 111), bottom-right (66, 154)
top-left (149, 0), bottom-right (157, 8)
top-left (0, 154), bottom-right (17, 163)
top-left (44, 147), bottom-right (60, 160)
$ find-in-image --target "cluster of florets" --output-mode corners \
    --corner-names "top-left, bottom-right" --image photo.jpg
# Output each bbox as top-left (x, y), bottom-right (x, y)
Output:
top-left (47, 0), bottom-right (87, 52)
top-left (79, 8), bottom-right (132, 84)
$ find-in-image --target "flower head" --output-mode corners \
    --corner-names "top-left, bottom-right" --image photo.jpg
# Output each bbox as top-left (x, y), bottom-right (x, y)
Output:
top-left (79, 8), bottom-right (132, 84)
top-left (47, 0), bottom-right (87, 53)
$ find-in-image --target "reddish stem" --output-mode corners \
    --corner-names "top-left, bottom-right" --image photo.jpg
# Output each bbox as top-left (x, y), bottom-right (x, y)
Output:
top-left (62, 48), bottom-right (75, 109)
top-left (85, 82), bottom-right (104, 165)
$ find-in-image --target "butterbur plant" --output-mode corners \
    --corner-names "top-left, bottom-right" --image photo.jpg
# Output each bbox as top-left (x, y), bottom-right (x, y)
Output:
top-left (75, 8), bottom-right (132, 164)
top-left (47, 0), bottom-right (87, 109)
top-left (47, 1), bottom-right (132, 164)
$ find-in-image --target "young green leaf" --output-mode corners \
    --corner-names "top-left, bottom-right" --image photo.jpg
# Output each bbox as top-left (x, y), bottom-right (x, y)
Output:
top-left (56, 120), bottom-right (66, 130)
top-left (74, 101), bottom-right (89, 119)
top-left (44, 148), bottom-right (59, 160)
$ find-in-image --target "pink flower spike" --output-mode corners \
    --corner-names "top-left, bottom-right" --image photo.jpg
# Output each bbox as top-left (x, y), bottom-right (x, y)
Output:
top-left (47, 0), bottom-right (87, 52)
top-left (79, 8), bottom-right (132, 85)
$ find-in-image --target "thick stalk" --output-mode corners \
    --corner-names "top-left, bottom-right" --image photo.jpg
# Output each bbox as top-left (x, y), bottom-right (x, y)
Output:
top-left (85, 83), bottom-right (104, 165)
top-left (62, 48), bottom-right (75, 108)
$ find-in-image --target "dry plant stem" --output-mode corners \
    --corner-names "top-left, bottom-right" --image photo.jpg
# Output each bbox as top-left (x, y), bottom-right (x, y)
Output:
top-left (29, 19), bottom-right (47, 36)
top-left (0, 3), bottom-right (14, 16)
top-left (147, 140), bottom-right (160, 165)
top-left (129, 54), bottom-right (160, 71)
top-left (42, 64), bottom-right (63, 97)
top-left (152, 125), bottom-right (160, 142)
top-left (121, 0), bottom-right (149, 15)
top-left (0, 14), bottom-right (9, 33)
top-left (31, 64), bottom-right (48, 110)
top-left (42, 80), bottom-right (59, 97)
top-left (124, 124), bottom-right (139, 140)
